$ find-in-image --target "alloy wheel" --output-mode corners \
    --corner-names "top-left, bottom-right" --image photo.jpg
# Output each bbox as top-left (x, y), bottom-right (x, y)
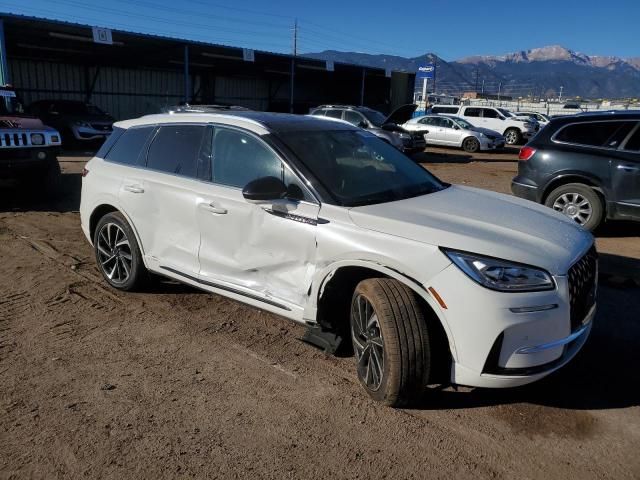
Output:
top-left (96, 222), bottom-right (133, 284)
top-left (351, 294), bottom-right (385, 391)
top-left (505, 130), bottom-right (518, 144)
top-left (552, 192), bottom-right (593, 226)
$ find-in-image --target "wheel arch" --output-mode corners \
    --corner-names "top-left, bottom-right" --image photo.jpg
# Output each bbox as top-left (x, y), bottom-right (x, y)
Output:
top-left (311, 260), bottom-right (456, 380)
top-left (541, 174), bottom-right (606, 209)
top-left (89, 203), bottom-right (147, 260)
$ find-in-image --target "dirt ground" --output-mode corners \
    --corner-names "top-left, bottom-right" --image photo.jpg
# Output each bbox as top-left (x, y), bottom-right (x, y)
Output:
top-left (1, 148), bottom-right (639, 479)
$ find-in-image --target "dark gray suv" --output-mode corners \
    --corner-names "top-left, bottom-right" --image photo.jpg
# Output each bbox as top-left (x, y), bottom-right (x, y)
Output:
top-left (512, 111), bottom-right (640, 230)
top-left (309, 104), bottom-right (426, 154)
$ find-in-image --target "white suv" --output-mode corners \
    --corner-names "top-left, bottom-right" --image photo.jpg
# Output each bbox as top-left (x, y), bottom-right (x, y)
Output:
top-left (80, 111), bottom-right (597, 407)
top-left (431, 105), bottom-right (538, 145)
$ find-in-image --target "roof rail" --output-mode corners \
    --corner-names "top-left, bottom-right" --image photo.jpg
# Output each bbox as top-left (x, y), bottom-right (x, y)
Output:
top-left (166, 104), bottom-right (251, 114)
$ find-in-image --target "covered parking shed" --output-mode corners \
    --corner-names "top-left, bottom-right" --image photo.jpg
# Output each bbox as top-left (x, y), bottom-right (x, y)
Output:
top-left (0, 14), bottom-right (415, 120)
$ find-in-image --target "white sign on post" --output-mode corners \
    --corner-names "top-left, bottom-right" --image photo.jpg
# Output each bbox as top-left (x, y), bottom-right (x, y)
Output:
top-left (92, 27), bottom-right (113, 45)
top-left (326, 60), bottom-right (334, 72)
top-left (385, 68), bottom-right (392, 78)
top-left (243, 49), bottom-right (255, 62)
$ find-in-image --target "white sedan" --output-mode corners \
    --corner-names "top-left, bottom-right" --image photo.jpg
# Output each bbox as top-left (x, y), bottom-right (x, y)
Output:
top-left (403, 114), bottom-right (505, 152)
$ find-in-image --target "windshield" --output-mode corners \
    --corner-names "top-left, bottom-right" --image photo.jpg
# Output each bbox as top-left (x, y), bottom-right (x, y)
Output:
top-left (360, 108), bottom-right (387, 127)
top-left (279, 129), bottom-right (446, 207)
top-left (57, 102), bottom-right (105, 115)
top-left (498, 108), bottom-right (514, 118)
top-left (450, 117), bottom-right (474, 129)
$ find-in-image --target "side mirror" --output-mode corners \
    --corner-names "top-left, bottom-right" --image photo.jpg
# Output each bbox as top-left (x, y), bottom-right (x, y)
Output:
top-left (453, 125), bottom-right (460, 130)
top-left (242, 176), bottom-right (287, 202)
top-left (358, 121), bottom-right (368, 129)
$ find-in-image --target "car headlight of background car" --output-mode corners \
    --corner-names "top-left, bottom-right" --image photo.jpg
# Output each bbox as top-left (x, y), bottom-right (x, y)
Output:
top-left (30, 133), bottom-right (45, 145)
top-left (442, 249), bottom-right (555, 292)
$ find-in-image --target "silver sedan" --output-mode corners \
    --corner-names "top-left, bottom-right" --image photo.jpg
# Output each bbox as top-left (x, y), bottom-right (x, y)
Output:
top-left (403, 114), bottom-right (505, 153)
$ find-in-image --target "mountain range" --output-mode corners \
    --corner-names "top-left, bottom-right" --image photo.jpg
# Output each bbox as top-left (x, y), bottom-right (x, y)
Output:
top-left (304, 46), bottom-right (640, 100)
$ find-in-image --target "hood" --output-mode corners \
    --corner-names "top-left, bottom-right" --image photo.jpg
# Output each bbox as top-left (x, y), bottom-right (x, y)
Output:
top-left (348, 185), bottom-right (593, 275)
top-left (473, 127), bottom-right (503, 137)
top-left (384, 104), bottom-right (418, 125)
top-left (0, 115), bottom-right (45, 129)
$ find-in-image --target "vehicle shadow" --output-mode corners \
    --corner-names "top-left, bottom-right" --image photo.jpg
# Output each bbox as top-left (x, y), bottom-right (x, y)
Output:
top-left (413, 146), bottom-right (520, 164)
top-left (596, 220), bottom-right (640, 238)
top-left (418, 280), bottom-right (640, 411)
top-left (0, 172), bottom-right (81, 213)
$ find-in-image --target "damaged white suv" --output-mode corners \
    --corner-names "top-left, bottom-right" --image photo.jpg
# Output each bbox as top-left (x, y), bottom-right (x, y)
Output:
top-left (80, 111), bottom-right (597, 407)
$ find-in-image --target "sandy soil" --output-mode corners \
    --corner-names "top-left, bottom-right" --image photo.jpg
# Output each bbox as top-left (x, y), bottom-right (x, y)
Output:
top-left (1, 151), bottom-right (639, 479)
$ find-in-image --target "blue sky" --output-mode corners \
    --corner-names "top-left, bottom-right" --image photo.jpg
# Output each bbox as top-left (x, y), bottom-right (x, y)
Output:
top-left (1, 0), bottom-right (639, 59)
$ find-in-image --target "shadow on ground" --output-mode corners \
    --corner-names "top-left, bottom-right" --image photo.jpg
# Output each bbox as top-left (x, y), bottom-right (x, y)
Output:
top-left (412, 146), bottom-right (520, 164)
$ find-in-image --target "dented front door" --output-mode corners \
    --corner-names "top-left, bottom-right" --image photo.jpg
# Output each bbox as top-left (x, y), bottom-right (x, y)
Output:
top-left (196, 182), bottom-right (320, 308)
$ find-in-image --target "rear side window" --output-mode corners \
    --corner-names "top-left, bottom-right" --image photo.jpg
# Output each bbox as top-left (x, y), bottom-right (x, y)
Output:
top-left (96, 127), bottom-right (124, 158)
top-left (482, 109), bottom-right (500, 118)
top-left (104, 126), bottom-right (154, 165)
top-left (146, 125), bottom-right (207, 178)
top-left (432, 106), bottom-right (458, 114)
top-left (344, 110), bottom-right (366, 126)
top-left (554, 121), bottom-right (637, 148)
top-left (464, 108), bottom-right (481, 117)
top-left (623, 127), bottom-right (640, 152)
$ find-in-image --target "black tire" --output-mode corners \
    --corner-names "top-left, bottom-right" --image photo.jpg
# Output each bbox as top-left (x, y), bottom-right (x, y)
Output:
top-left (544, 183), bottom-right (604, 231)
top-left (93, 211), bottom-right (147, 291)
top-left (504, 128), bottom-right (522, 145)
top-left (462, 136), bottom-right (480, 153)
top-left (350, 278), bottom-right (431, 407)
top-left (42, 159), bottom-right (62, 196)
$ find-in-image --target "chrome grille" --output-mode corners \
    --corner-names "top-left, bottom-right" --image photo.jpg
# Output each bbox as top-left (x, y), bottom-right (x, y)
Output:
top-left (568, 246), bottom-right (598, 331)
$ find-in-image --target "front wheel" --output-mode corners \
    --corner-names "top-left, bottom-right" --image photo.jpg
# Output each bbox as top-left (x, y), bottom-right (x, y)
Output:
top-left (350, 278), bottom-right (431, 407)
top-left (462, 137), bottom-right (480, 153)
top-left (93, 211), bottom-right (147, 291)
top-left (504, 128), bottom-right (522, 145)
top-left (544, 183), bottom-right (604, 231)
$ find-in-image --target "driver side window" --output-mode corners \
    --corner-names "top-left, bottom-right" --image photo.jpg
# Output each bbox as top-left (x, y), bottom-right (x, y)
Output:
top-left (211, 127), bottom-right (314, 201)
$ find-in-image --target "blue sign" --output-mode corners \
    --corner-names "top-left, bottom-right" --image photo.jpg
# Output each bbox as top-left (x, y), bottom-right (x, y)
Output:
top-left (416, 63), bottom-right (435, 80)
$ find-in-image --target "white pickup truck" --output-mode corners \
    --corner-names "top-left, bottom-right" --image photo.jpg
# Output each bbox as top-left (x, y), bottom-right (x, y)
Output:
top-left (431, 105), bottom-right (538, 145)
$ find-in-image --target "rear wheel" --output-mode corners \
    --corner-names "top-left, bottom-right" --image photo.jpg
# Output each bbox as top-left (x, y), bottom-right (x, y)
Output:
top-left (350, 278), bottom-right (431, 407)
top-left (504, 128), bottom-right (522, 145)
top-left (544, 183), bottom-right (604, 231)
top-left (93, 211), bottom-right (147, 291)
top-left (462, 137), bottom-right (480, 153)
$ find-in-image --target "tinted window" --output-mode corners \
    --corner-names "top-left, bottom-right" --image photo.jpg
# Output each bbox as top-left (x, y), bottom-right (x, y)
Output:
top-left (432, 106), bottom-right (458, 114)
top-left (278, 130), bottom-right (445, 207)
top-left (623, 127), bottom-right (640, 152)
top-left (105, 126), bottom-right (154, 165)
top-left (325, 110), bottom-right (343, 119)
top-left (146, 125), bottom-right (206, 178)
top-left (418, 117), bottom-right (434, 125)
top-left (440, 118), bottom-right (454, 128)
top-left (212, 128), bottom-right (282, 188)
top-left (464, 108), bottom-right (481, 117)
top-left (344, 110), bottom-right (366, 126)
top-left (96, 127), bottom-right (124, 158)
top-left (555, 121), bottom-right (637, 148)
top-left (482, 109), bottom-right (500, 119)
top-left (283, 167), bottom-right (314, 202)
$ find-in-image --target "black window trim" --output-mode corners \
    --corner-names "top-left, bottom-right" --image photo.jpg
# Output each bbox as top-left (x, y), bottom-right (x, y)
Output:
top-left (101, 121), bottom-right (325, 206)
top-left (551, 119), bottom-right (640, 152)
top-left (202, 123), bottom-right (320, 206)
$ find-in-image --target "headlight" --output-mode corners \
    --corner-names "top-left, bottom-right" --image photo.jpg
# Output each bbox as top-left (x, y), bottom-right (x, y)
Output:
top-left (398, 133), bottom-right (411, 139)
top-left (30, 133), bottom-right (45, 145)
top-left (442, 249), bottom-right (555, 292)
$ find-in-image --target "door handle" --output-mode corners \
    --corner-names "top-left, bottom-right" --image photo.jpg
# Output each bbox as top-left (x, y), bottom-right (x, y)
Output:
top-left (617, 165), bottom-right (639, 172)
top-left (124, 184), bottom-right (144, 193)
top-left (200, 201), bottom-right (228, 214)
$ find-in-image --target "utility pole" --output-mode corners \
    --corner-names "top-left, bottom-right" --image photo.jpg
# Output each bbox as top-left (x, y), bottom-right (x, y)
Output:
top-left (289, 19), bottom-right (297, 113)
top-left (474, 68), bottom-right (479, 93)
top-left (481, 79), bottom-right (485, 94)
top-left (497, 81), bottom-right (502, 103)
top-left (559, 85), bottom-right (564, 102)
top-left (432, 57), bottom-right (437, 94)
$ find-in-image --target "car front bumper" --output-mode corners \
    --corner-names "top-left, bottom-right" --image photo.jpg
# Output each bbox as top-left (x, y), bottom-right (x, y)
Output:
top-left (0, 147), bottom-right (58, 174)
top-left (428, 258), bottom-right (595, 389)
